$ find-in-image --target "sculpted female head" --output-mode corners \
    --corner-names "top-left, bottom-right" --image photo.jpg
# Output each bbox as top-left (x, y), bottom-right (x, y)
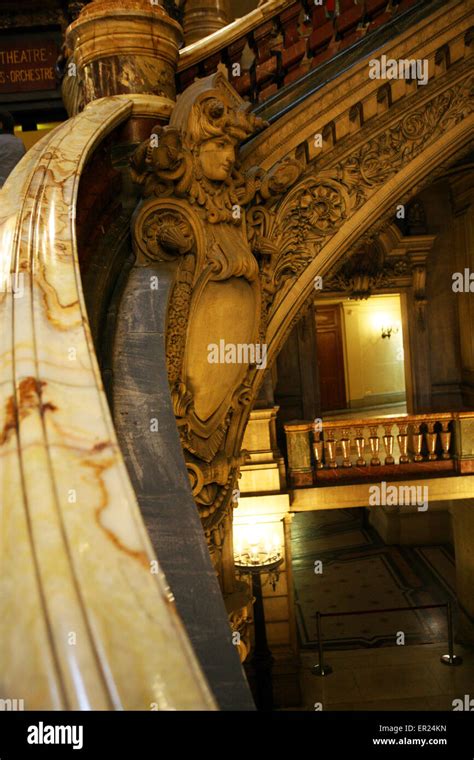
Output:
top-left (167, 70), bottom-right (266, 186)
top-left (198, 135), bottom-right (237, 182)
top-left (131, 69), bottom-right (268, 220)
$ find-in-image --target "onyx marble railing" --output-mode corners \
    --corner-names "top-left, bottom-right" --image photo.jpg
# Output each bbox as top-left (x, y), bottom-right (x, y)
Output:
top-left (0, 96), bottom-right (216, 710)
top-left (178, 0), bottom-right (427, 105)
top-left (284, 413), bottom-right (474, 486)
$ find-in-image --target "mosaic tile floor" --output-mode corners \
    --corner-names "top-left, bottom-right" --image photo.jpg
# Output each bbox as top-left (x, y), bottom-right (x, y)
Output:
top-left (292, 509), bottom-right (456, 650)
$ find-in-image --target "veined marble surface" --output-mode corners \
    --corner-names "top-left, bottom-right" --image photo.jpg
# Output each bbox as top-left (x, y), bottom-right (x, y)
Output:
top-left (0, 97), bottom-right (216, 710)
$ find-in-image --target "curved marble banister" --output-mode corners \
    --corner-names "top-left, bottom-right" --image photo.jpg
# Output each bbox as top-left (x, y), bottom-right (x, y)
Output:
top-left (0, 96), bottom-right (216, 710)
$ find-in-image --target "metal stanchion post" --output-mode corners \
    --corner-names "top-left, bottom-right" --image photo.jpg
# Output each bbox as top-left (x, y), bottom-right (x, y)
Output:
top-left (440, 601), bottom-right (463, 666)
top-left (311, 611), bottom-right (332, 676)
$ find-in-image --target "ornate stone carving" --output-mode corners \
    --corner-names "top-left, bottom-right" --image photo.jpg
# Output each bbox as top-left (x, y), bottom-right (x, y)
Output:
top-left (323, 239), bottom-right (411, 299)
top-left (248, 73), bottom-right (473, 327)
top-left (248, 172), bottom-right (350, 317)
top-left (337, 78), bottom-right (474, 207)
top-left (128, 42), bottom-right (472, 587)
top-left (131, 67), bottom-right (301, 529)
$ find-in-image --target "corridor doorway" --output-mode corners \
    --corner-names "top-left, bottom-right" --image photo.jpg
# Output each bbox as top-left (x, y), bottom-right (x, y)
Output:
top-left (314, 294), bottom-right (407, 416)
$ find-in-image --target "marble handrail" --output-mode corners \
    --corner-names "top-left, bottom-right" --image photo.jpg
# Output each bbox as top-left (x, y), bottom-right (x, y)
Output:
top-left (0, 97), bottom-right (215, 709)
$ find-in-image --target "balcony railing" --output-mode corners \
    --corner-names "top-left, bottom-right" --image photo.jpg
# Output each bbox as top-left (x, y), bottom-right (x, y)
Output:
top-left (283, 412), bottom-right (474, 487)
top-left (177, 0), bottom-right (426, 105)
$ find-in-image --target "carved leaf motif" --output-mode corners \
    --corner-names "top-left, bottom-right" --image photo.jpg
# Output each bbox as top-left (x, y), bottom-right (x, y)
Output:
top-left (258, 177), bottom-right (350, 294)
top-left (254, 74), bottom-right (473, 321)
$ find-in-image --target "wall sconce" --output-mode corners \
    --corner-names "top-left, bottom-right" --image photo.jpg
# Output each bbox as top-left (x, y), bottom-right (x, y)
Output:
top-left (381, 324), bottom-right (399, 340)
top-left (372, 312), bottom-right (401, 341)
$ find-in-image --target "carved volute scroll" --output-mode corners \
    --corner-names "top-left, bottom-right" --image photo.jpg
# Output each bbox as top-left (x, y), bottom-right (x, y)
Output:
top-left (248, 172), bottom-right (351, 320)
top-left (130, 67), bottom-right (302, 573)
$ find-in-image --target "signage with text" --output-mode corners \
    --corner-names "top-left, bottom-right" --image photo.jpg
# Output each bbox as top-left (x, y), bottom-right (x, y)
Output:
top-left (0, 37), bottom-right (59, 94)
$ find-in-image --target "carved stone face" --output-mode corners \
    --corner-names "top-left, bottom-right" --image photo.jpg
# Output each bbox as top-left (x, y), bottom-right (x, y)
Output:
top-left (198, 136), bottom-right (236, 181)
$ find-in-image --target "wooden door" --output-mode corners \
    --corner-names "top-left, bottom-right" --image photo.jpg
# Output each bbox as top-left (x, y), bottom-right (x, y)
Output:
top-left (314, 305), bottom-right (347, 412)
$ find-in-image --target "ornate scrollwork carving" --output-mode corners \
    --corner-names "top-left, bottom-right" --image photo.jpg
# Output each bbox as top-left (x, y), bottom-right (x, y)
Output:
top-left (248, 174), bottom-right (350, 317)
top-left (143, 209), bottom-right (194, 260)
top-left (337, 77), bottom-right (474, 208)
top-left (247, 73), bottom-right (473, 324)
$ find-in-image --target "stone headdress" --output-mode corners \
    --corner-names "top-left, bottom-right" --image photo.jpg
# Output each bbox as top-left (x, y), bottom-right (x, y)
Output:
top-left (169, 65), bottom-right (266, 147)
top-left (131, 66), bottom-right (267, 222)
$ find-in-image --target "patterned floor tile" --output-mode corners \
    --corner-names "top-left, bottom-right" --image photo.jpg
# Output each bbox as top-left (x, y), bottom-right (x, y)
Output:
top-left (292, 509), bottom-right (456, 650)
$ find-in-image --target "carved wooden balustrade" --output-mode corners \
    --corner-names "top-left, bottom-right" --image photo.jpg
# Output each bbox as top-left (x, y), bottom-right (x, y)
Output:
top-left (284, 413), bottom-right (474, 487)
top-left (178, 0), bottom-right (426, 105)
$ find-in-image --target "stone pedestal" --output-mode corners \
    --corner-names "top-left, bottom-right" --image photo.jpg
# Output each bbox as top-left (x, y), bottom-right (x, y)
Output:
top-left (239, 406), bottom-right (286, 494)
top-left (283, 420), bottom-right (313, 487)
top-left (454, 413), bottom-right (474, 475)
